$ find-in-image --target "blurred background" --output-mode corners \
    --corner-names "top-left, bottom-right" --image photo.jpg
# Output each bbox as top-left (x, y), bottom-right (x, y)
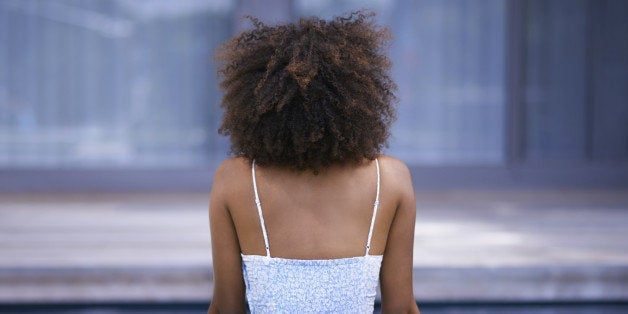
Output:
top-left (0, 0), bottom-right (627, 313)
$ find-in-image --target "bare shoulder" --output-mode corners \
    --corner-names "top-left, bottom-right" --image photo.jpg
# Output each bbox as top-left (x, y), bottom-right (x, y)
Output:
top-left (214, 157), bottom-right (250, 179)
top-left (211, 157), bottom-right (251, 200)
top-left (376, 154), bottom-right (415, 209)
top-left (377, 154), bottom-right (411, 177)
top-left (377, 154), bottom-right (413, 189)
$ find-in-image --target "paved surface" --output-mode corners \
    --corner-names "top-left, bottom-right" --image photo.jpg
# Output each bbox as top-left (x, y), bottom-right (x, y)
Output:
top-left (1, 189), bottom-right (627, 304)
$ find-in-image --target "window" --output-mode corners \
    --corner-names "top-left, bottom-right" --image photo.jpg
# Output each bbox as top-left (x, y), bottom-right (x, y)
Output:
top-left (0, 0), bottom-right (233, 168)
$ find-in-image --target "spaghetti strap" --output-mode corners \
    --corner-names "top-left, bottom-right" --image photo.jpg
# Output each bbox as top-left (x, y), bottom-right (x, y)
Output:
top-left (251, 159), bottom-right (271, 257)
top-left (365, 158), bottom-right (380, 256)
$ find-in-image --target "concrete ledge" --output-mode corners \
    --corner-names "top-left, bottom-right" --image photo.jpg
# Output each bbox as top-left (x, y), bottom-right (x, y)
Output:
top-left (413, 265), bottom-right (628, 302)
top-left (2, 264), bottom-right (628, 304)
top-left (0, 266), bottom-right (212, 303)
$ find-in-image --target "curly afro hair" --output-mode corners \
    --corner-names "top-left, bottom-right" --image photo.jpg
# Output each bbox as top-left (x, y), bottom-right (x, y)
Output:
top-left (215, 10), bottom-right (397, 173)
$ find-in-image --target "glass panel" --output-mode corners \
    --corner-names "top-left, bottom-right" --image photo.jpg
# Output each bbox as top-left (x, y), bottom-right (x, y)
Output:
top-left (523, 0), bottom-right (588, 163)
top-left (590, 0), bottom-right (628, 162)
top-left (0, 0), bottom-right (234, 168)
top-left (524, 0), bottom-right (628, 164)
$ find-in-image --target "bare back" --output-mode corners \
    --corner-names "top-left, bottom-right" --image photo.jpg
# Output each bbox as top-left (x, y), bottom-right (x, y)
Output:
top-left (226, 156), bottom-right (394, 260)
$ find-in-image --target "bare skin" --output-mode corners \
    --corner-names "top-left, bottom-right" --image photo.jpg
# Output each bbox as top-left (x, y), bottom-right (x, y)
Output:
top-left (207, 154), bottom-right (420, 313)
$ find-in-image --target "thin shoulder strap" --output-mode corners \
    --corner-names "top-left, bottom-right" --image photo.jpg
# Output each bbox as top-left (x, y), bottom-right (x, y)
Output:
top-left (365, 158), bottom-right (380, 256)
top-left (251, 159), bottom-right (271, 257)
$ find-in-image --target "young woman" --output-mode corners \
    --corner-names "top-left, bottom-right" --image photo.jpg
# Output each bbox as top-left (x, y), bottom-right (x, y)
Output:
top-left (208, 11), bottom-right (419, 313)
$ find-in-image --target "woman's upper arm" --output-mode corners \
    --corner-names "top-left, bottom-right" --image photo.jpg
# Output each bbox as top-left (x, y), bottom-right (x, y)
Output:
top-left (208, 161), bottom-right (247, 313)
top-left (380, 160), bottom-right (420, 313)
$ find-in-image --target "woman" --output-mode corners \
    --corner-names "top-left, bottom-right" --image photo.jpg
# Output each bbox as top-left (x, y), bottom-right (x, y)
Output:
top-left (208, 11), bottom-right (419, 313)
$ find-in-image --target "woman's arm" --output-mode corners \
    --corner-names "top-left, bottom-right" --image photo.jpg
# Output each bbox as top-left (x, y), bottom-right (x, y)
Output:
top-left (379, 159), bottom-right (420, 314)
top-left (207, 161), bottom-right (247, 313)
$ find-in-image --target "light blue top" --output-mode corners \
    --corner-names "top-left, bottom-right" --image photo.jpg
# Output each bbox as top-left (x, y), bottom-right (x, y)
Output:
top-left (241, 159), bottom-right (383, 313)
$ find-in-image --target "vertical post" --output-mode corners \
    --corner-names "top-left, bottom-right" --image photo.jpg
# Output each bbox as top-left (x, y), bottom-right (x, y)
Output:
top-left (583, 0), bottom-right (596, 162)
top-left (505, 0), bottom-right (526, 174)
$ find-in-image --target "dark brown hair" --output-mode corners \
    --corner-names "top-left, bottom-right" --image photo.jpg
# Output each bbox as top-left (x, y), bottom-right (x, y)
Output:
top-left (215, 10), bottom-right (397, 172)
